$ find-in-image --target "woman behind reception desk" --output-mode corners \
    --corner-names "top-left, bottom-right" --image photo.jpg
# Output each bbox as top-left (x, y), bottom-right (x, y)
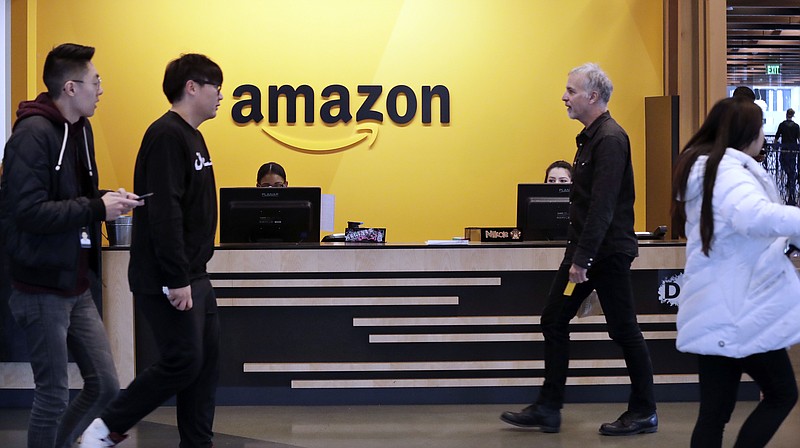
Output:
top-left (256, 162), bottom-right (288, 188)
top-left (544, 160), bottom-right (572, 184)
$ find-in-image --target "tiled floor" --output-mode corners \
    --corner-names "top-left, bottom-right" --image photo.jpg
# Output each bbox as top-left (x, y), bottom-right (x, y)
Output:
top-left (1, 401), bottom-right (799, 448)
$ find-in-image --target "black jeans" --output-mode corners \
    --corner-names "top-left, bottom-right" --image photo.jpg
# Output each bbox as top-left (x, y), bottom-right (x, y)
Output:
top-left (102, 276), bottom-right (220, 448)
top-left (779, 147), bottom-right (798, 205)
top-left (535, 253), bottom-right (656, 414)
top-left (691, 350), bottom-right (797, 448)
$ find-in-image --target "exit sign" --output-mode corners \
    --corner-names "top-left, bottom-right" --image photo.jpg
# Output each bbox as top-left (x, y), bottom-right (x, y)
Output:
top-left (766, 64), bottom-right (781, 75)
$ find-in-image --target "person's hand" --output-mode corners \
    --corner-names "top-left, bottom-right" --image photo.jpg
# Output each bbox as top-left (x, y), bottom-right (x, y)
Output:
top-left (102, 188), bottom-right (142, 221)
top-left (166, 285), bottom-right (193, 311)
top-left (569, 263), bottom-right (589, 283)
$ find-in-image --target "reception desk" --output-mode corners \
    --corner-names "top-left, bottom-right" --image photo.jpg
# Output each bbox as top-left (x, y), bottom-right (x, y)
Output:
top-left (4, 241), bottom-right (738, 405)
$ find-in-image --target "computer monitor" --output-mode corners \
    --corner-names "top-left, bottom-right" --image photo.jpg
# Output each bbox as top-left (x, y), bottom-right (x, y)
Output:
top-left (219, 187), bottom-right (321, 243)
top-left (516, 183), bottom-right (571, 241)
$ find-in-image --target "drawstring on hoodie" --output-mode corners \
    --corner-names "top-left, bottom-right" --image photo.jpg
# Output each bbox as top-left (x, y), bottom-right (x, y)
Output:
top-left (54, 123), bottom-right (93, 177)
top-left (83, 128), bottom-right (93, 177)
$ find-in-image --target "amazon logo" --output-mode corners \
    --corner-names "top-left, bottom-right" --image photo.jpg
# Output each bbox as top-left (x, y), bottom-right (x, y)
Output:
top-left (231, 84), bottom-right (450, 153)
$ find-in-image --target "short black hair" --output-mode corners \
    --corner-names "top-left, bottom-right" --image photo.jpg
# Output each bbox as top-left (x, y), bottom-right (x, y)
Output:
top-left (732, 86), bottom-right (756, 101)
top-left (162, 53), bottom-right (223, 104)
top-left (256, 162), bottom-right (287, 184)
top-left (42, 43), bottom-right (95, 99)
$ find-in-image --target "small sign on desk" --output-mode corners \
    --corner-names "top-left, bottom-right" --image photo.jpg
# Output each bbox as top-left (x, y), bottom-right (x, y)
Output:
top-left (345, 227), bottom-right (386, 242)
top-left (464, 227), bottom-right (522, 242)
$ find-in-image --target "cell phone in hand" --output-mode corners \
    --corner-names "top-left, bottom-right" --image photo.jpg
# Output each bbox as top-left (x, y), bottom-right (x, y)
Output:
top-left (785, 244), bottom-right (800, 259)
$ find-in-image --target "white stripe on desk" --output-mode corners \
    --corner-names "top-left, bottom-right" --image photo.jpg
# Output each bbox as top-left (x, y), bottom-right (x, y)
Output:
top-left (369, 333), bottom-right (544, 343)
top-left (211, 277), bottom-right (501, 288)
top-left (353, 314), bottom-right (677, 327)
top-left (290, 374), bottom-right (708, 389)
top-left (243, 359), bottom-right (628, 373)
top-left (353, 316), bottom-right (540, 326)
top-left (217, 296), bottom-right (459, 307)
top-left (368, 331), bottom-right (677, 343)
top-left (575, 315), bottom-right (678, 324)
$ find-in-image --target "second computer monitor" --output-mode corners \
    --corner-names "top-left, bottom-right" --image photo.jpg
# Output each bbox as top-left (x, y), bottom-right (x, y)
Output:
top-left (219, 187), bottom-right (321, 244)
top-left (516, 183), bottom-right (571, 241)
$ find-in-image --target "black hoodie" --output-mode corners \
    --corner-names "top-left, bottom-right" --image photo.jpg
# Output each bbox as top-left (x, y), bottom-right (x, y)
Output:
top-left (0, 93), bottom-right (106, 293)
top-left (127, 111), bottom-right (217, 294)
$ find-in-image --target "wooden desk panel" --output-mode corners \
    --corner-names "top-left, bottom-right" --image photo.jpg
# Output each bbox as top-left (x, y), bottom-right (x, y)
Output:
top-left (3, 242), bottom-right (696, 404)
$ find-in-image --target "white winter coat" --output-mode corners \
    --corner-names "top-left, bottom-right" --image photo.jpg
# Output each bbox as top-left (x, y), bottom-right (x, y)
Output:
top-left (676, 148), bottom-right (800, 358)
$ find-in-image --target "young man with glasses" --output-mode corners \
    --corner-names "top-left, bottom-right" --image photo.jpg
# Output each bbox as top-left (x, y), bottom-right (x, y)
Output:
top-left (0, 43), bottom-right (141, 448)
top-left (81, 53), bottom-right (224, 448)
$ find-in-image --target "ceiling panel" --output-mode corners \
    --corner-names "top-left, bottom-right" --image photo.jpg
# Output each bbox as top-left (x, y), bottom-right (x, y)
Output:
top-left (727, 0), bottom-right (800, 86)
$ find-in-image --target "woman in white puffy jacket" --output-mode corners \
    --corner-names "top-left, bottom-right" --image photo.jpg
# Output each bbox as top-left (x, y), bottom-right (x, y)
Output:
top-left (671, 97), bottom-right (800, 448)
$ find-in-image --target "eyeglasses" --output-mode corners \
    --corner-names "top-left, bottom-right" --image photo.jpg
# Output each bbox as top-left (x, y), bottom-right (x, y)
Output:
top-left (258, 182), bottom-right (286, 188)
top-left (193, 79), bottom-right (222, 93)
top-left (70, 78), bottom-right (102, 90)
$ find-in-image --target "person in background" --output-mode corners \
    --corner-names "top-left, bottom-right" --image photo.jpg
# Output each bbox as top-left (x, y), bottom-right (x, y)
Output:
top-left (732, 86), bottom-right (756, 101)
top-left (500, 63), bottom-right (657, 436)
top-left (671, 97), bottom-right (800, 448)
top-left (0, 43), bottom-right (141, 448)
top-left (731, 86), bottom-right (767, 164)
top-left (256, 161), bottom-right (288, 187)
top-left (776, 108), bottom-right (800, 205)
top-left (80, 53), bottom-right (224, 448)
top-left (544, 160), bottom-right (572, 183)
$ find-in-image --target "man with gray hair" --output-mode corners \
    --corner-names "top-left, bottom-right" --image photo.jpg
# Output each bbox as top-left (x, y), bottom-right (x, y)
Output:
top-left (500, 63), bottom-right (657, 436)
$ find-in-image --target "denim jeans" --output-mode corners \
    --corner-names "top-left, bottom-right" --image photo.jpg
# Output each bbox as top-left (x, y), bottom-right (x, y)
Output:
top-left (536, 253), bottom-right (656, 414)
top-left (8, 288), bottom-right (119, 448)
top-left (691, 350), bottom-right (798, 448)
top-left (102, 276), bottom-right (219, 448)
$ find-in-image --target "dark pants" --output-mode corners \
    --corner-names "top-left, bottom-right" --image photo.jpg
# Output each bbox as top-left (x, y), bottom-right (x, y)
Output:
top-left (691, 350), bottom-right (797, 448)
top-left (535, 253), bottom-right (656, 413)
top-left (8, 289), bottom-right (119, 448)
top-left (780, 146), bottom-right (798, 205)
top-left (101, 277), bottom-right (220, 448)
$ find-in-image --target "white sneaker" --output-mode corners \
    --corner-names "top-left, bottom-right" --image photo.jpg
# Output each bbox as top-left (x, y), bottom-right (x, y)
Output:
top-left (79, 418), bottom-right (119, 447)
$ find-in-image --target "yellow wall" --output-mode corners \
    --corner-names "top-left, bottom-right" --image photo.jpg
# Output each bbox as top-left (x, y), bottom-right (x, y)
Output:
top-left (18, 0), bottom-right (663, 242)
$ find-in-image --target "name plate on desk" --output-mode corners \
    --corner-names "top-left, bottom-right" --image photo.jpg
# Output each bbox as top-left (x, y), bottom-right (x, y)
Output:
top-left (465, 227), bottom-right (522, 242)
top-left (345, 227), bottom-right (386, 242)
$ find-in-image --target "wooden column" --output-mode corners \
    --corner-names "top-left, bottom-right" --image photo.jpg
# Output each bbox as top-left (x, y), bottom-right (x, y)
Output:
top-left (665, 0), bottom-right (727, 148)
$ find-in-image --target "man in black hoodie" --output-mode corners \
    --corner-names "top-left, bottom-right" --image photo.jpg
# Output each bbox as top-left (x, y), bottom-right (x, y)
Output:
top-left (81, 54), bottom-right (223, 448)
top-left (0, 43), bottom-right (141, 448)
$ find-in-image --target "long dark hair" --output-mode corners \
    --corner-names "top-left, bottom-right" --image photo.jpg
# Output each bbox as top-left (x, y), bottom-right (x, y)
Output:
top-left (544, 160), bottom-right (572, 182)
top-left (671, 97), bottom-right (763, 255)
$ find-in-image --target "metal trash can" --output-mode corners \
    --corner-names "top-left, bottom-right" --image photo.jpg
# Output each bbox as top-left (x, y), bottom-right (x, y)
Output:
top-left (106, 215), bottom-right (132, 246)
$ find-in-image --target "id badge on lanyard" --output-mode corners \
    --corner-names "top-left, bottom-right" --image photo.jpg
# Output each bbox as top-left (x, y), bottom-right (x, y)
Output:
top-left (80, 226), bottom-right (92, 248)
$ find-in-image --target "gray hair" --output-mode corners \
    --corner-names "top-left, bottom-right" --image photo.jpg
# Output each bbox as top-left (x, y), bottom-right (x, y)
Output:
top-left (569, 63), bottom-right (613, 104)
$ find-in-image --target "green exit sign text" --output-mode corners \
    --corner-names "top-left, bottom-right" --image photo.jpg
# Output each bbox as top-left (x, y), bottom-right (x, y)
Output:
top-left (766, 64), bottom-right (781, 75)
